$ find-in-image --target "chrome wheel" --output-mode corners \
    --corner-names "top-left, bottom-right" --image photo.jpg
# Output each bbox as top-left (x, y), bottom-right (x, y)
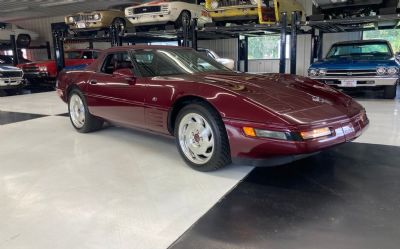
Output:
top-left (69, 94), bottom-right (86, 128)
top-left (178, 113), bottom-right (215, 165)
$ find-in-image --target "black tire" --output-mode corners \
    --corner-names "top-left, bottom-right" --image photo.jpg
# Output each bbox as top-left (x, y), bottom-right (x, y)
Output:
top-left (112, 18), bottom-right (126, 28)
top-left (68, 89), bottom-right (103, 133)
top-left (17, 34), bottom-right (31, 48)
top-left (175, 10), bottom-right (191, 29)
top-left (174, 103), bottom-right (231, 171)
top-left (383, 84), bottom-right (397, 99)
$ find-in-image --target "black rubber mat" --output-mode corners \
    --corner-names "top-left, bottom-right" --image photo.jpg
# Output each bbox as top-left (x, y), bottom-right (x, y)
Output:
top-left (169, 143), bottom-right (400, 249)
top-left (0, 111), bottom-right (48, 125)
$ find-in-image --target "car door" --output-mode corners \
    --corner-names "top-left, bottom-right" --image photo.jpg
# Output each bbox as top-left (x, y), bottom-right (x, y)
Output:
top-left (86, 51), bottom-right (146, 128)
top-left (130, 49), bottom-right (183, 134)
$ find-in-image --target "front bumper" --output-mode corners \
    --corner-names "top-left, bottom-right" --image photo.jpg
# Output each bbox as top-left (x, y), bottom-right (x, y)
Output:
top-left (0, 77), bottom-right (25, 90)
top-left (208, 6), bottom-right (258, 21)
top-left (224, 111), bottom-right (369, 167)
top-left (68, 22), bottom-right (106, 31)
top-left (310, 76), bottom-right (398, 87)
top-left (127, 14), bottom-right (211, 27)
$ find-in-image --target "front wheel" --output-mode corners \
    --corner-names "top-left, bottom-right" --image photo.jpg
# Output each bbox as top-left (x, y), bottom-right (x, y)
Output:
top-left (175, 10), bottom-right (191, 29)
top-left (174, 103), bottom-right (231, 171)
top-left (68, 89), bottom-right (103, 133)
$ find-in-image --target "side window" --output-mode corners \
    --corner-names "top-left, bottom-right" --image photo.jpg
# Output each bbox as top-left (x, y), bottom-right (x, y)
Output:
top-left (132, 50), bottom-right (183, 77)
top-left (92, 51), bottom-right (99, 59)
top-left (101, 52), bottom-right (133, 74)
top-left (82, 51), bottom-right (94, 59)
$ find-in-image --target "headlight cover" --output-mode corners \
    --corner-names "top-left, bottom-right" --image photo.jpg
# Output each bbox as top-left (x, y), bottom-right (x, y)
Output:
top-left (39, 66), bottom-right (47, 72)
top-left (308, 69), bottom-right (318, 77)
top-left (94, 13), bottom-right (101, 20)
top-left (387, 66), bottom-right (399, 75)
top-left (68, 16), bottom-right (74, 23)
top-left (300, 127), bottom-right (332, 140)
top-left (250, 0), bottom-right (258, 5)
top-left (210, 0), bottom-right (219, 9)
top-left (376, 66), bottom-right (387, 76)
top-left (243, 127), bottom-right (289, 140)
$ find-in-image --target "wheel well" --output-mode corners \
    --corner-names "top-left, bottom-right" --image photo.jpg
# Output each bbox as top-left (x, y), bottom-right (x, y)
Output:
top-left (66, 84), bottom-right (80, 100)
top-left (167, 96), bottom-right (219, 135)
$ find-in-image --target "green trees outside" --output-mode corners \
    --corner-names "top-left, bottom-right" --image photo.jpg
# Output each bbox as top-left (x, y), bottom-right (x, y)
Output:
top-left (363, 30), bottom-right (400, 53)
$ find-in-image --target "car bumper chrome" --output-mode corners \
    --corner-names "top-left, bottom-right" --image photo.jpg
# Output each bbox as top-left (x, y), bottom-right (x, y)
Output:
top-left (127, 15), bottom-right (211, 26)
top-left (0, 78), bottom-right (25, 89)
top-left (310, 76), bottom-right (399, 87)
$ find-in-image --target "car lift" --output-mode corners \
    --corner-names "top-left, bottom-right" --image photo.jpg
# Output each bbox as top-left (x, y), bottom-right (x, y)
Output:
top-left (50, 12), bottom-right (400, 77)
top-left (4, 35), bottom-right (51, 66)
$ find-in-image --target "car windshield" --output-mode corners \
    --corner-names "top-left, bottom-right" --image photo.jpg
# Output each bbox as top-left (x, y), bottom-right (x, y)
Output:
top-left (132, 48), bottom-right (230, 77)
top-left (326, 42), bottom-right (392, 60)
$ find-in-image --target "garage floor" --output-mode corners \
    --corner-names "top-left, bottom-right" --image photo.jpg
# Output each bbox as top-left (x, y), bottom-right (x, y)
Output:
top-left (0, 89), bottom-right (399, 249)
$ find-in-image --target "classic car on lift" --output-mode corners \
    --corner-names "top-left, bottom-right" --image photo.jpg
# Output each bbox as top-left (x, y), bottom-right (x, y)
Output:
top-left (56, 45), bottom-right (368, 172)
top-left (205, 0), bottom-right (303, 25)
top-left (125, 0), bottom-right (212, 30)
top-left (309, 0), bottom-right (400, 20)
top-left (197, 48), bottom-right (235, 70)
top-left (0, 22), bottom-right (39, 48)
top-left (18, 49), bottom-right (100, 86)
top-left (65, 4), bottom-right (134, 33)
top-left (308, 39), bottom-right (399, 99)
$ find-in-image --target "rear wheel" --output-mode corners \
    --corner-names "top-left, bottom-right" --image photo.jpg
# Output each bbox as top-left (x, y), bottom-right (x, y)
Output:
top-left (68, 89), bottom-right (103, 133)
top-left (383, 84), bottom-right (397, 99)
top-left (174, 103), bottom-right (231, 171)
top-left (112, 18), bottom-right (126, 29)
top-left (175, 10), bottom-right (191, 29)
top-left (17, 34), bottom-right (31, 48)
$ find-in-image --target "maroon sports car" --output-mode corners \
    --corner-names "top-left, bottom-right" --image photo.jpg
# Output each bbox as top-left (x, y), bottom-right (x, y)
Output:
top-left (56, 45), bottom-right (369, 171)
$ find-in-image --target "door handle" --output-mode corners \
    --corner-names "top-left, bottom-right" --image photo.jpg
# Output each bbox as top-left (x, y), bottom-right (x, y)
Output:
top-left (89, 79), bottom-right (97, 85)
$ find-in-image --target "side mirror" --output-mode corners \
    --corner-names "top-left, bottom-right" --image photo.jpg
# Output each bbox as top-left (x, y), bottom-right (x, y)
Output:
top-left (395, 52), bottom-right (400, 62)
top-left (113, 68), bottom-right (136, 84)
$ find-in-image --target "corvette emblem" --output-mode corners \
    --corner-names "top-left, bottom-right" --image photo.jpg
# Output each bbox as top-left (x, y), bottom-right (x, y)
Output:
top-left (312, 96), bottom-right (329, 104)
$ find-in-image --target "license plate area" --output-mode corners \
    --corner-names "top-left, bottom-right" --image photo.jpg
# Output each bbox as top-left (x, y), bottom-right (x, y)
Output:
top-left (77, 22), bottom-right (86, 28)
top-left (340, 79), bottom-right (357, 87)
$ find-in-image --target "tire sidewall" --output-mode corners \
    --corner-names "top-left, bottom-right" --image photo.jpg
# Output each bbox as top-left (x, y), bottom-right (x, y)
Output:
top-left (174, 104), bottom-right (227, 171)
top-left (68, 89), bottom-right (89, 132)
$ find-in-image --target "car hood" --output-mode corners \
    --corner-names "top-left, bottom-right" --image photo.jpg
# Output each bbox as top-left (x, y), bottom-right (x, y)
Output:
top-left (0, 65), bottom-right (21, 71)
top-left (311, 58), bottom-right (398, 70)
top-left (192, 72), bottom-right (362, 124)
top-left (21, 61), bottom-right (54, 67)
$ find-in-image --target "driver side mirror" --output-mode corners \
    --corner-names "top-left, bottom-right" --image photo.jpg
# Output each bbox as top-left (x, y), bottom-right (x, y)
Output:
top-left (113, 68), bottom-right (136, 84)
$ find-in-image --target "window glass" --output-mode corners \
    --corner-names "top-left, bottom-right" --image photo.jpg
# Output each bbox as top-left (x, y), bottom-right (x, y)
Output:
top-left (101, 52), bottom-right (133, 74)
top-left (132, 49), bottom-right (229, 77)
top-left (82, 51), bottom-right (94, 59)
top-left (363, 30), bottom-right (400, 53)
top-left (248, 35), bottom-right (290, 59)
top-left (326, 43), bottom-right (392, 59)
top-left (65, 51), bottom-right (82, 59)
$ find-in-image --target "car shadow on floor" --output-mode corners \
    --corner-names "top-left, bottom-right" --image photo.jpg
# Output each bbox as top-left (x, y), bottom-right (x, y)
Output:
top-left (169, 142), bottom-right (400, 249)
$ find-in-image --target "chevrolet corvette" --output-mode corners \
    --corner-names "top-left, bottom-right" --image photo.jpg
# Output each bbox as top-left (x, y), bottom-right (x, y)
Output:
top-left (56, 45), bottom-right (369, 171)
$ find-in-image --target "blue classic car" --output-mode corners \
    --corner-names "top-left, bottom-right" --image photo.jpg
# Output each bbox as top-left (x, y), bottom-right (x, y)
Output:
top-left (308, 40), bottom-right (399, 99)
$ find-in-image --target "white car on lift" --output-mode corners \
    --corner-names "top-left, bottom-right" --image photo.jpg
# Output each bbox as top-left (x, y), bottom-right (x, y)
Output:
top-left (0, 22), bottom-right (39, 48)
top-left (198, 48), bottom-right (235, 70)
top-left (125, 0), bottom-right (212, 30)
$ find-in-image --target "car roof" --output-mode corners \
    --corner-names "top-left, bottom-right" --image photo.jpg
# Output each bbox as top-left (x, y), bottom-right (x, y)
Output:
top-left (65, 49), bottom-right (102, 52)
top-left (103, 45), bottom-right (192, 53)
top-left (333, 39), bottom-right (390, 45)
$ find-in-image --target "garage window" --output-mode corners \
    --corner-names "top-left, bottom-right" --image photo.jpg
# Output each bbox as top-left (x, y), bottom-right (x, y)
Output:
top-left (248, 35), bottom-right (290, 60)
top-left (363, 30), bottom-right (400, 53)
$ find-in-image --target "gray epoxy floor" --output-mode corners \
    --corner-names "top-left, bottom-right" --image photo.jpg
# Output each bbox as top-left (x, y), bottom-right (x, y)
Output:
top-left (0, 89), bottom-right (399, 249)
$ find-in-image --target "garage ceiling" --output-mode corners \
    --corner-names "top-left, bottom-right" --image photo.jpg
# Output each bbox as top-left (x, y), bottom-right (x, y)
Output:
top-left (0, 0), bottom-right (140, 22)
